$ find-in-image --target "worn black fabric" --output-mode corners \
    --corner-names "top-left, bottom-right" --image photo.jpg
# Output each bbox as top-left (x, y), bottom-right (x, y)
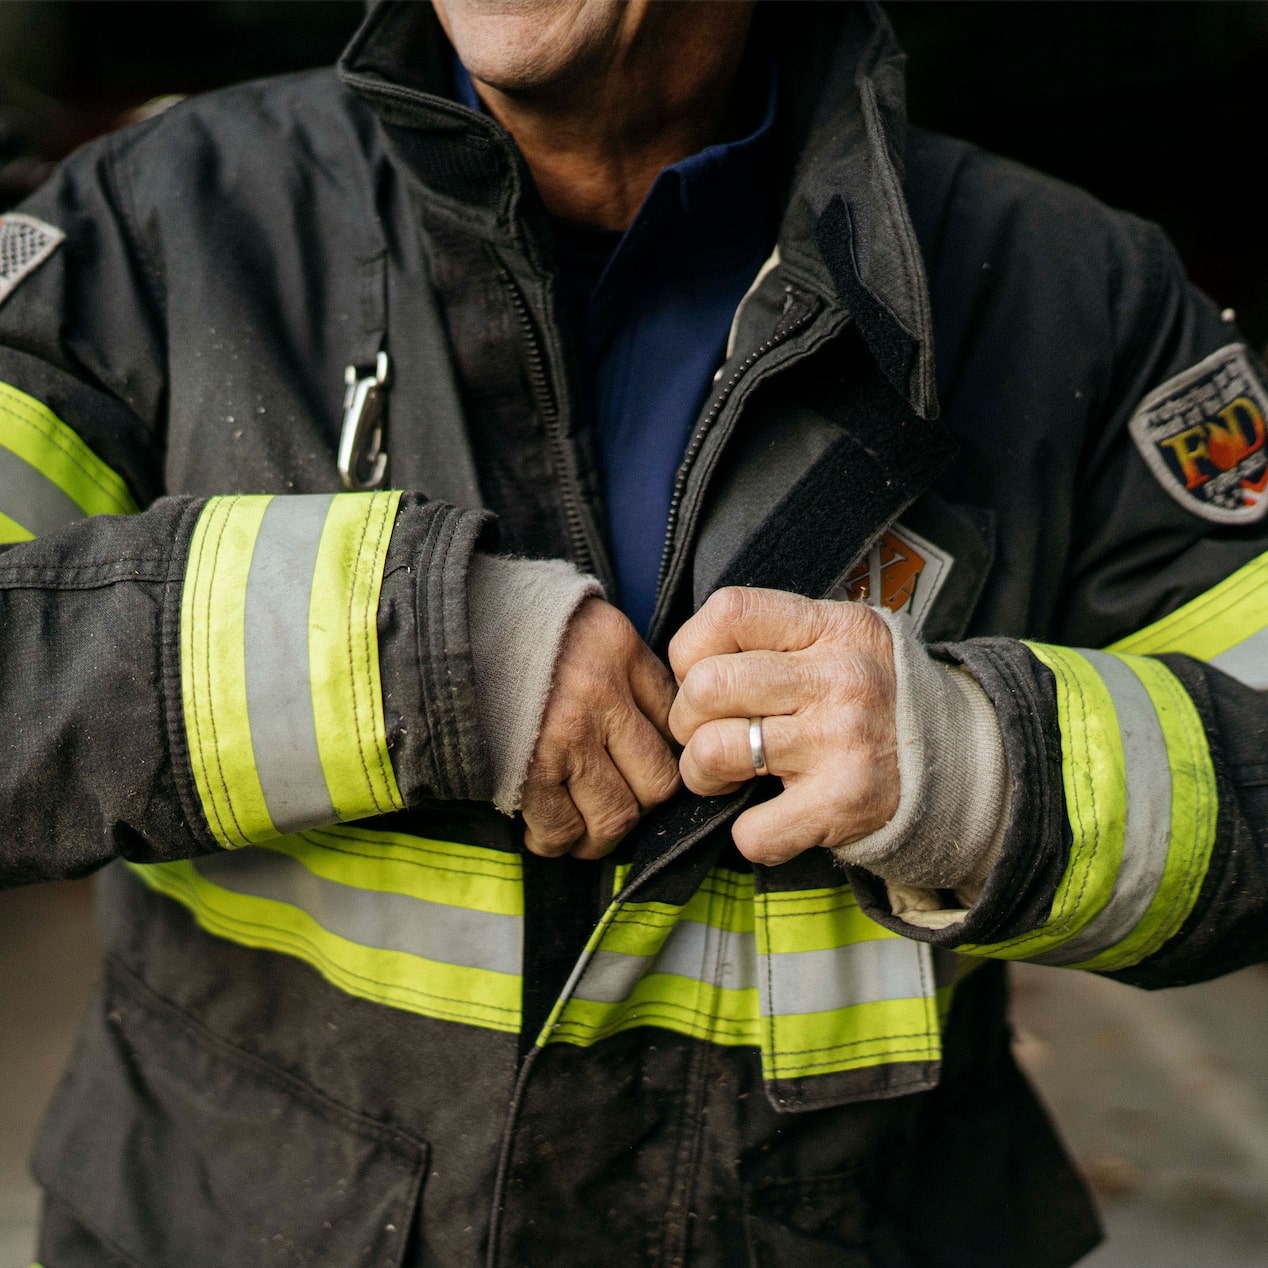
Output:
top-left (35, 959), bottom-right (428, 1268)
top-left (2, 1), bottom-right (1267, 1264)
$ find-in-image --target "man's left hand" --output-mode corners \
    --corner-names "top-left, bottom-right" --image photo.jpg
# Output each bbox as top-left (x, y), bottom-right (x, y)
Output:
top-left (668, 587), bottom-right (900, 866)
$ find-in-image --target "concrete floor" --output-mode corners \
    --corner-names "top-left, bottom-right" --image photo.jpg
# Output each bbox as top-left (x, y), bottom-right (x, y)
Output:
top-left (1, 877), bottom-right (1267, 1267)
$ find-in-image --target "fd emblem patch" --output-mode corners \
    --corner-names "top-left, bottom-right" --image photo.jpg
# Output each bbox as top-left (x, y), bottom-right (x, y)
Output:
top-left (0, 214), bottom-right (65, 308)
top-left (1128, 343), bottom-right (1268, 523)
top-left (833, 523), bottom-right (953, 635)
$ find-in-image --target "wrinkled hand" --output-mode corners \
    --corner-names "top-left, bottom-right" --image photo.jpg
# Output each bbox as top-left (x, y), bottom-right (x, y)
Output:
top-left (522, 597), bottom-right (681, 860)
top-left (668, 587), bottom-right (900, 866)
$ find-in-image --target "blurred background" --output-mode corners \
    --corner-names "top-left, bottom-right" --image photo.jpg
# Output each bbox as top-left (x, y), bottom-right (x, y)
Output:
top-left (2, 3), bottom-right (1267, 1266)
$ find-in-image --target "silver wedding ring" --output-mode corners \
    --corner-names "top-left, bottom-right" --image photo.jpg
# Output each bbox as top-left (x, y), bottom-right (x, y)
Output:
top-left (749, 716), bottom-right (769, 776)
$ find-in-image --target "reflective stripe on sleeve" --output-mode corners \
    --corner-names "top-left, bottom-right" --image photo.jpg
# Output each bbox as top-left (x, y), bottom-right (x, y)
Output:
top-left (0, 381), bottom-right (136, 535)
top-left (127, 827), bottom-right (523, 1033)
top-left (1110, 550), bottom-right (1268, 688)
top-left (961, 645), bottom-right (1217, 969)
top-left (181, 492), bottom-right (404, 848)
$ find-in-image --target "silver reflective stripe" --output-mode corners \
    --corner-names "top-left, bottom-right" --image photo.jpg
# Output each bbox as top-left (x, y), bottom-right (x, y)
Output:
top-left (573, 919), bottom-right (757, 1005)
top-left (1033, 649), bottom-right (1173, 967)
top-left (1210, 626), bottom-right (1268, 689)
top-left (243, 495), bottom-right (335, 832)
top-left (194, 847), bottom-right (522, 976)
top-left (762, 937), bottom-right (930, 1016)
top-left (0, 442), bottom-right (85, 536)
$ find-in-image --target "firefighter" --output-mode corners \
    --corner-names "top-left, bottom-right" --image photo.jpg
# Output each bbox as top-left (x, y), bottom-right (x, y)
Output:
top-left (0, 2), bottom-right (1265, 1264)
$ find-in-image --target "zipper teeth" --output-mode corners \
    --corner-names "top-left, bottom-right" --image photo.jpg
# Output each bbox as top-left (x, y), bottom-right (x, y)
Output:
top-left (653, 299), bottom-right (820, 600)
top-left (499, 269), bottom-right (595, 574)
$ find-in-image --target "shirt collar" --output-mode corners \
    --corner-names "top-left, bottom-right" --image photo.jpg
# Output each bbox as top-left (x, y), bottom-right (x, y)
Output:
top-left (452, 56), bottom-right (779, 258)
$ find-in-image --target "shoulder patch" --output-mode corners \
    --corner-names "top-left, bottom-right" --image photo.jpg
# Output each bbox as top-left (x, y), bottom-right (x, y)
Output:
top-left (0, 214), bottom-right (65, 308)
top-left (1128, 343), bottom-right (1268, 523)
top-left (832, 522), bottom-right (953, 635)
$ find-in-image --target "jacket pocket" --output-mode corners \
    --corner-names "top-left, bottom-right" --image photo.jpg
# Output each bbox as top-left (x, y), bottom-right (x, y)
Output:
top-left (33, 961), bottom-right (427, 1268)
top-left (744, 1169), bottom-right (911, 1268)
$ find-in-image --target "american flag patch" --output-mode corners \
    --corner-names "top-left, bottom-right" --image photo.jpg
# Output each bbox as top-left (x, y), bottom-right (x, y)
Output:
top-left (0, 214), bottom-right (65, 308)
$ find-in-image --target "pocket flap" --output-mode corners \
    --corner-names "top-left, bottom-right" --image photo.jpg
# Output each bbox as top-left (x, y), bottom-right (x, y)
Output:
top-left (34, 963), bottom-right (426, 1268)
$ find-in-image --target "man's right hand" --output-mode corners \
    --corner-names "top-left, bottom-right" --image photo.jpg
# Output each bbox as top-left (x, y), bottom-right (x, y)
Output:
top-left (521, 597), bottom-right (680, 860)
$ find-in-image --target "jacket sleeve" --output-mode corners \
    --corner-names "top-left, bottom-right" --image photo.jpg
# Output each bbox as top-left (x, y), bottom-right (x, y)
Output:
top-left (852, 220), bottom-right (1268, 989)
top-left (0, 131), bottom-right (494, 888)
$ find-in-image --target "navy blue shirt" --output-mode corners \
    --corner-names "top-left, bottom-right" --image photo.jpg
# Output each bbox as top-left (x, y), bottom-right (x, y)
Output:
top-left (457, 66), bottom-right (779, 633)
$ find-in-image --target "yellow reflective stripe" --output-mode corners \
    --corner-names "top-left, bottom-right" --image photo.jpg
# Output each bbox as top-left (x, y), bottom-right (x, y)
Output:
top-left (760, 997), bottom-right (939, 1080)
top-left (544, 866), bottom-right (762, 1049)
top-left (757, 885), bottom-right (896, 953)
top-left (267, 826), bottom-right (523, 916)
top-left (128, 854), bottom-right (522, 1033)
top-left (181, 493), bottom-right (404, 849)
top-left (182, 495), bottom-right (274, 848)
top-left (546, 867), bottom-right (941, 1085)
top-left (552, 984), bottom-right (761, 1047)
top-left (1064, 654), bottom-right (1216, 971)
top-left (0, 380), bottom-right (136, 515)
top-left (1109, 550), bottom-right (1268, 661)
top-left (755, 884), bottom-right (938, 1081)
top-left (309, 491), bottom-right (404, 821)
top-left (0, 509), bottom-right (32, 542)
top-left (962, 645), bottom-right (1128, 960)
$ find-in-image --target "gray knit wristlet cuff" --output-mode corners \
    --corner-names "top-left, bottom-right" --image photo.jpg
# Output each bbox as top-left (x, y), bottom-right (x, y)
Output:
top-left (467, 554), bottom-right (603, 815)
top-left (830, 608), bottom-right (1010, 920)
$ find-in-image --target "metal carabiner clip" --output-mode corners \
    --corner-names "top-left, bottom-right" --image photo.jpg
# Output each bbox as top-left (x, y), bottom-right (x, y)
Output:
top-left (338, 350), bottom-right (390, 491)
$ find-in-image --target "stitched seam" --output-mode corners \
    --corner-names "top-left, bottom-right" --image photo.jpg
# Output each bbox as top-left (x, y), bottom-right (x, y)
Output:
top-left (142, 872), bottom-right (521, 1016)
top-left (993, 650), bottom-right (1103, 952)
top-left (185, 502), bottom-right (231, 848)
top-left (360, 489), bottom-right (393, 806)
top-left (0, 555), bottom-right (168, 569)
top-left (775, 1067), bottom-right (938, 1103)
top-left (302, 824), bottom-right (521, 862)
top-left (202, 497), bottom-right (252, 847)
top-left (345, 496), bottom-right (387, 816)
top-left (1122, 665), bottom-right (1213, 965)
top-left (1123, 560), bottom-right (1268, 650)
top-left (270, 843), bottom-right (525, 905)
top-left (767, 1030), bottom-right (940, 1058)
top-left (769, 1047), bottom-right (940, 1077)
top-left (300, 833), bottom-right (523, 880)
top-left (0, 396), bottom-right (132, 509)
top-left (368, 493), bottom-right (401, 809)
top-left (759, 889), bottom-right (777, 1070)
top-left (370, 489), bottom-right (400, 806)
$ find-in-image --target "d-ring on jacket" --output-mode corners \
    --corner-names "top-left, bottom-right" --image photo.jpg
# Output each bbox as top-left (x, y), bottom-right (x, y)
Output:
top-left (1, 4), bottom-right (1266, 1266)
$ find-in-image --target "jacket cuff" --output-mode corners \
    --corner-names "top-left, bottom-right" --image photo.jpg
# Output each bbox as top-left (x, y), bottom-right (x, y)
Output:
top-left (830, 609), bottom-right (1010, 907)
top-left (179, 491), bottom-right (420, 848)
top-left (377, 494), bottom-right (497, 806)
top-left (467, 554), bottom-right (603, 814)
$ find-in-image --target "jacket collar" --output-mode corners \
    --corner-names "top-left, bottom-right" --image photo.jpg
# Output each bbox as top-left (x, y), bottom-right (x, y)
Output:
top-left (338, 0), bottom-right (938, 419)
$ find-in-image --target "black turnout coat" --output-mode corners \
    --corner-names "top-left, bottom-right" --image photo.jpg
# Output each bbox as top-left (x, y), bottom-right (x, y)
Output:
top-left (1, 3), bottom-right (1266, 1266)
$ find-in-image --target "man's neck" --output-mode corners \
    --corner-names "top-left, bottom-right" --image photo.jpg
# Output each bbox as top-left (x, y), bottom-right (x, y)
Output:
top-left (467, 5), bottom-right (756, 232)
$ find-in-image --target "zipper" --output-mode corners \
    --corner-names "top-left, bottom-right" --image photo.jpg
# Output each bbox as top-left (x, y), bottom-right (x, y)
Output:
top-left (498, 267), bottom-right (608, 581)
top-left (647, 290), bottom-right (825, 644)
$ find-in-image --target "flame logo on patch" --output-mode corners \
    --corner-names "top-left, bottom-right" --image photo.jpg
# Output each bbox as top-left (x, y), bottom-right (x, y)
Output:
top-left (1129, 345), bottom-right (1268, 524)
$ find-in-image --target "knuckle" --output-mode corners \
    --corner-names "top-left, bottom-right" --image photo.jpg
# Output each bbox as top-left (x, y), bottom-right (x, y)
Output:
top-left (534, 822), bottom-right (581, 851)
top-left (591, 801), bottom-right (640, 843)
top-left (647, 754), bottom-right (682, 804)
top-left (690, 722), bottom-right (733, 775)
top-left (680, 658), bottom-right (725, 714)
top-left (705, 585), bottom-right (750, 630)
